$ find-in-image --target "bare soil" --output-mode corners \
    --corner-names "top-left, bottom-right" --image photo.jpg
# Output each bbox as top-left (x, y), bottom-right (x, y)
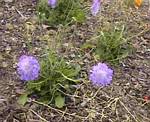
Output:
top-left (0, 0), bottom-right (150, 122)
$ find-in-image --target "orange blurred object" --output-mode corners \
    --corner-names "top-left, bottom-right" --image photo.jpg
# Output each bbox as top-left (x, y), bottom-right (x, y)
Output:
top-left (134, 0), bottom-right (143, 8)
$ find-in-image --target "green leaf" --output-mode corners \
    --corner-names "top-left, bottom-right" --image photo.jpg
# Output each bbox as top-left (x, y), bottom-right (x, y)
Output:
top-left (73, 9), bottom-right (86, 23)
top-left (55, 95), bottom-right (65, 108)
top-left (60, 72), bottom-right (80, 83)
top-left (81, 42), bottom-right (95, 50)
top-left (18, 94), bottom-right (28, 106)
top-left (27, 80), bottom-right (45, 91)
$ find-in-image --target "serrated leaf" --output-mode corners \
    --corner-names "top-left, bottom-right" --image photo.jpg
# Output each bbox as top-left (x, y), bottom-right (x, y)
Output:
top-left (18, 94), bottom-right (28, 106)
top-left (55, 95), bottom-right (65, 108)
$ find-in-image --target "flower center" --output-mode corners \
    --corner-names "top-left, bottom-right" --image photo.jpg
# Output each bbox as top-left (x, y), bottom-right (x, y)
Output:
top-left (97, 70), bottom-right (107, 78)
top-left (23, 61), bottom-right (30, 71)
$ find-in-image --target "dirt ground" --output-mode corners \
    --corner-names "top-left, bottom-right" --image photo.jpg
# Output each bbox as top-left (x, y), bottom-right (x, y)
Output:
top-left (0, 0), bottom-right (150, 122)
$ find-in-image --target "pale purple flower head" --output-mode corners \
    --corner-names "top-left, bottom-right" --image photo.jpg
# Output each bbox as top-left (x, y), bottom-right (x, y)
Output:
top-left (48, 0), bottom-right (57, 8)
top-left (91, 0), bottom-right (101, 16)
top-left (17, 55), bottom-right (40, 81)
top-left (89, 63), bottom-right (113, 87)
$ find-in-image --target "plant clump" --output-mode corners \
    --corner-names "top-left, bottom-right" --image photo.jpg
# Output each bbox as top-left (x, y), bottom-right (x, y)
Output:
top-left (37, 0), bottom-right (86, 26)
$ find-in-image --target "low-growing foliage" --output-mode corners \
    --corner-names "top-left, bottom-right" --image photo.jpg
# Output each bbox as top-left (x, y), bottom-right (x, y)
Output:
top-left (37, 0), bottom-right (86, 26)
top-left (19, 51), bottom-right (81, 108)
top-left (124, 0), bottom-right (134, 7)
top-left (95, 25), bottom-right (132, 65)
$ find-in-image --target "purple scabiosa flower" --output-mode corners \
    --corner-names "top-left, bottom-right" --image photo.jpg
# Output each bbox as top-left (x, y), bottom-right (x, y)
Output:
top-left (17, 55), bottom-right (40, 81)
top-left (91, 0), bottom-right (101, 16)
top-left (89, 63), bottom-right (113, 87)
top-left (48, 0), bottom-right (57, 8)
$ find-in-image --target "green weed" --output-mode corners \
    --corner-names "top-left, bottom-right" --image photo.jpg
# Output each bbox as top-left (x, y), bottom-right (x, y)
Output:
top-left (19, 51), bottom-right (81, 108)
top-left (37, 0), bottom-right (86, 26)
top-left (95, 25), bottom-right (132, 65)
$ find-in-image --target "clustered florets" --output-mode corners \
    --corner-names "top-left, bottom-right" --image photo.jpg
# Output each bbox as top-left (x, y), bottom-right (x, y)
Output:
top-left (17, 55), bottom-right (40, 81)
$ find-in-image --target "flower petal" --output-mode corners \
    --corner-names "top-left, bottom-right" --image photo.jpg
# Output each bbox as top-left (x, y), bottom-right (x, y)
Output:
top-left (91, 0), bottom-right (101, 16)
